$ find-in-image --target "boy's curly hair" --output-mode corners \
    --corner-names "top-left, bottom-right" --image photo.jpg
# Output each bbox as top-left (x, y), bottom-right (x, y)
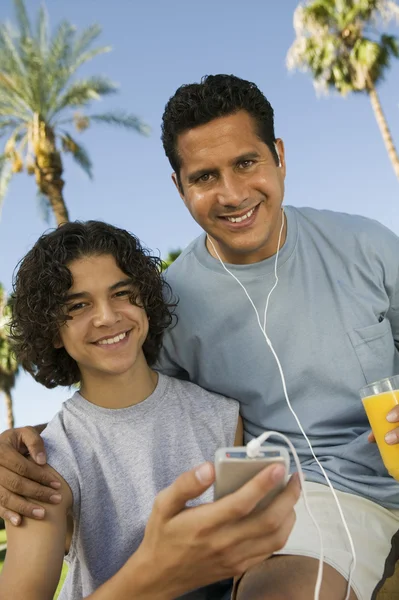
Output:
top-left (10, 220), bottom-right (176, 389)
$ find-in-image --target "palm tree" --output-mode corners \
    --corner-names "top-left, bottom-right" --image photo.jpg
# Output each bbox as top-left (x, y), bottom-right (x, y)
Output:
top-left (0, 0), bottom-right (149, 225)
top-left (0, 285), bottom-right (18, 430)
top-left (162, 249), bottom-right (182, 271)
top-left (287, 0), bottom-right (399, 180)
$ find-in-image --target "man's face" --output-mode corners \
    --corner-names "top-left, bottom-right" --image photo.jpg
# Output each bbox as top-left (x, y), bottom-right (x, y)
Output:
top-left (173, 110), bottom-right (286, 264)
top-left (56, 254), bottom-right (149, 383)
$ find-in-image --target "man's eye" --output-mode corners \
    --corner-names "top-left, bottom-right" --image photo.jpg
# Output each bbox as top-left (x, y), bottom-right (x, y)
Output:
top-left (239, 160), bottom-right (254, 169)
top-left (197, 173), bottom-right (212, 183)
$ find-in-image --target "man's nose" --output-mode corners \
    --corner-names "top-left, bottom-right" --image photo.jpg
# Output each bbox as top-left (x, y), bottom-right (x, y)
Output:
top-left (215, 173), bottom-right (249, 208)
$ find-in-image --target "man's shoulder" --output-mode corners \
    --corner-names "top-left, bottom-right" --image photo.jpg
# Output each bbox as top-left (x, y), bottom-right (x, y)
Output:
top-left (291, 206), bottom-right (398, 249)
top-left (164, 235), bottom-right (204, 282)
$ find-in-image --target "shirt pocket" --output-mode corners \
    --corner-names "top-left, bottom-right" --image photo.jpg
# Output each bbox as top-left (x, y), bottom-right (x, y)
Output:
top-left (347, 318), bottom-right (394, 384)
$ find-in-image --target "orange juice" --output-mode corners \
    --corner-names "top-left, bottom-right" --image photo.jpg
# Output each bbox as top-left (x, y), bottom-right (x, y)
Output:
top-left (362, 389), bottom-right (399, 481)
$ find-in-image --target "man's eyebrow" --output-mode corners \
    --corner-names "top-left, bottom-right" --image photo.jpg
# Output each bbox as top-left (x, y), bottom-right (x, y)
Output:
top-left (233, 151), bottom-right (261, 163)
top-left (65, 279), bottom-right (133, 301)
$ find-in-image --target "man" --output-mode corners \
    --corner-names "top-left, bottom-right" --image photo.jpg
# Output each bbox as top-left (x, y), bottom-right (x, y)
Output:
top-left (0, 74), bottom-right (398, 599)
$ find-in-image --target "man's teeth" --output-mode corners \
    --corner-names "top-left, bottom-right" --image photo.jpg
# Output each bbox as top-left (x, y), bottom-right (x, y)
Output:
top-left (226, 207), bottom-right (255, 223)
top-left (97, 332), bottom-right (127, 346)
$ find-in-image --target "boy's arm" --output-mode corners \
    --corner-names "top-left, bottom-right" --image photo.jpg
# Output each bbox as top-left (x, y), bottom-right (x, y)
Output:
top-left (0, 464), bottom-right (72, 600)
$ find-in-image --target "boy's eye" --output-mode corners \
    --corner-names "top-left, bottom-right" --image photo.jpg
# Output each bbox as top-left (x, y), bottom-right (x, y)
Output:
top-left (114, 290), bottom-right (130, 298)
top-left (68, 302), bottom-right (86, 313)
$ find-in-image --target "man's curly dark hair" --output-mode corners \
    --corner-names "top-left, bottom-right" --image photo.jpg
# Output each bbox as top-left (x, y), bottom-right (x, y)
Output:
top-left (10, 220), bottom-right (176, 389)
top-left (161, 74), bottom-right (278, 188)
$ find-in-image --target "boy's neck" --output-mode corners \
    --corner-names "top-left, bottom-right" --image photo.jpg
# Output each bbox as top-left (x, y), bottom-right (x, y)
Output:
top-left (79, 358), bottom-right (159, 409)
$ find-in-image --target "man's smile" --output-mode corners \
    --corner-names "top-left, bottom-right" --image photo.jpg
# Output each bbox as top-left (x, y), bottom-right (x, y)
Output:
top-left (218, 203), bottom-right (261, 229)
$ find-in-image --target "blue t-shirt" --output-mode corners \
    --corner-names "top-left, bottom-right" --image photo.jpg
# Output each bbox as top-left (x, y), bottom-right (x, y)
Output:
top-left (158, 206), bottom-right (399, 509)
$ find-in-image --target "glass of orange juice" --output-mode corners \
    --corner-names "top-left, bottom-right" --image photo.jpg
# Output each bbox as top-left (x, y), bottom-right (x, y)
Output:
top-left (360, 375), bottom-right (399, 481)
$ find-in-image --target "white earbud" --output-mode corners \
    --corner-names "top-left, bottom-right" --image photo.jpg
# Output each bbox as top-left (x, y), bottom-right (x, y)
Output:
top-left (274, 142), bottom-right (282, 168)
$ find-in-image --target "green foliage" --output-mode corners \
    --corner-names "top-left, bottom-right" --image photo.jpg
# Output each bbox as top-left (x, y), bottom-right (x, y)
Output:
top-left (287, 0), bottom-right (399, 95)
top-left (0, 284), bottom-right (18, 393)
top-left (161, 249), bottom-right (182, 271)
top-left (0, 0), bottom-right (149, 213)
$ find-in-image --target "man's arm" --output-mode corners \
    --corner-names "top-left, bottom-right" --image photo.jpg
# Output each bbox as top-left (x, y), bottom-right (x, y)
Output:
top-left (0, 464), bottom-right (71, 600)
top-left (0, 426), bottom-right (62, 525)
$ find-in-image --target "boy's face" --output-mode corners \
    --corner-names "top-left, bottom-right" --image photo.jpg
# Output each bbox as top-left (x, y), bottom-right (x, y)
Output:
top-left (56, 254), bottom-right (149, 381)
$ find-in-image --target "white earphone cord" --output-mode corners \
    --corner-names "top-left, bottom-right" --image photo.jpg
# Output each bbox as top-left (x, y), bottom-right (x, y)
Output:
top-left (208, 209), bottom-right (356, 600)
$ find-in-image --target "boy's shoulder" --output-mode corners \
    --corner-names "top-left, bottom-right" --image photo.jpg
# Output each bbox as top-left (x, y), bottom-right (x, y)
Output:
top-left (163, 373), bottom-right (238, 405)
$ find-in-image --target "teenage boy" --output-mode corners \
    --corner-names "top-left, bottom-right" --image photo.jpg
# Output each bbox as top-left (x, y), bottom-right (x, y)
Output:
top-left (0, 220), bottom-right (298, 600)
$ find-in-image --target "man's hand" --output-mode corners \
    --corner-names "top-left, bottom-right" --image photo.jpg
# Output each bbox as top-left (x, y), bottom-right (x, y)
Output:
top-left (368, 405), bottom-right (399, 445)
top-left (127, 461), bottom-right (300, 599)
top-left (0, 427), bottom-right (61, 526)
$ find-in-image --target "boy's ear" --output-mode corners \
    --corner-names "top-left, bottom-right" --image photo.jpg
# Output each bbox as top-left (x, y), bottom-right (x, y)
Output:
top-left (53, 335), bottom-right (64, 349)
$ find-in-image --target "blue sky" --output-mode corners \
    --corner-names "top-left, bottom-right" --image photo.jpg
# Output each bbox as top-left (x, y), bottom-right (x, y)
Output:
top-left (0, 0), bottom-right (398, 430)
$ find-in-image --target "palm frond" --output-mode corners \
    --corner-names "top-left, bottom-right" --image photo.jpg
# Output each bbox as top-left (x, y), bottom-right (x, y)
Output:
top-left (69, 24), bottom-right (111, 71)
top-left (287, 0), bottom-right (399, 93)
top-left (72, 46), bottom-right (112, 72)
top-left (0, 118), bottom-right (21, 139)
top-left (71, 23), bottom-right (102, 57)
top-left (13, 0), bottom-right (32, 40)
top-left (46, 20), bottom-right (75, 68)
top-left (37, 4), bottom-right (48, 57)
top-left (60, 131), bottom-right (93, 178)
top-left (0, 157), bottom-right (13, 219)
top-left (0, 23), bottom-right (26, 79)
top-left (51, 77), bottom-right (118, 117)
top-left (87, 111), bottom-right (151, 135)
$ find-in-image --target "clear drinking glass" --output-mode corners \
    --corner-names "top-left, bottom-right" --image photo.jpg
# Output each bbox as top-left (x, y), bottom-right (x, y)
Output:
top-left (360, 375), bottom-right (399, 481)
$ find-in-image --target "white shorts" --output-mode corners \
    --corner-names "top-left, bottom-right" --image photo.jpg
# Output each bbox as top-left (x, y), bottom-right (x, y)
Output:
top-left (273, 481), bottom-right (399, 600)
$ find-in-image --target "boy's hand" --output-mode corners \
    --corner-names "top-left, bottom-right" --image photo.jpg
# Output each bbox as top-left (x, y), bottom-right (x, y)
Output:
top-left (368, 405), bottom-right (399, 445)
top-left (0, 427), bottom-right (62, 525)
top-left (131, 462), bottom-right (300, 598)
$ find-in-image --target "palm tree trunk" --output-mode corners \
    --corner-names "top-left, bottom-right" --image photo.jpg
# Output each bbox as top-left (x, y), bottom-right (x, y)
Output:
top-left (40, 176), bottom-right (69, 226)
top-left (367, 81), bottom-right (399, 181)
top-left (34, 118), bottom-right (69, 226)
top-left (4, 389), bottom-right (14, 430)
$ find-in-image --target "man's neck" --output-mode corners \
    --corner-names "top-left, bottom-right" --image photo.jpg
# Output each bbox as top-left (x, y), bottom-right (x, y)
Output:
top-left (206, 210), bottom-right (287, 265)
top-left (79, 359), bottom-right (159, 410)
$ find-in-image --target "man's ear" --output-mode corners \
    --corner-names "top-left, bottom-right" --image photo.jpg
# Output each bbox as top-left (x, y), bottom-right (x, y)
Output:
top-left (275, 138), bottom-right (286, 177)
top-left (171, 173), bottom-right (187, 205)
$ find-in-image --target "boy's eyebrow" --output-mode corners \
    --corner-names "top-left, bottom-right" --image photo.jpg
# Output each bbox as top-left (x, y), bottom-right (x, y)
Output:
top-left (186, 152), bottom-right (261, 183)
top-left (65, 278), bottom-right (133, 302)
top-left (109, 278), bottom-right (133, 291)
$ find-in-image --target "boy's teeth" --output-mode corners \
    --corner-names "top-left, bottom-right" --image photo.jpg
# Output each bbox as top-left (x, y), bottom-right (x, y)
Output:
top-left (98, 332), bottom-right (127, 346)
top-left (227, 207), bottom-right (255, 223)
